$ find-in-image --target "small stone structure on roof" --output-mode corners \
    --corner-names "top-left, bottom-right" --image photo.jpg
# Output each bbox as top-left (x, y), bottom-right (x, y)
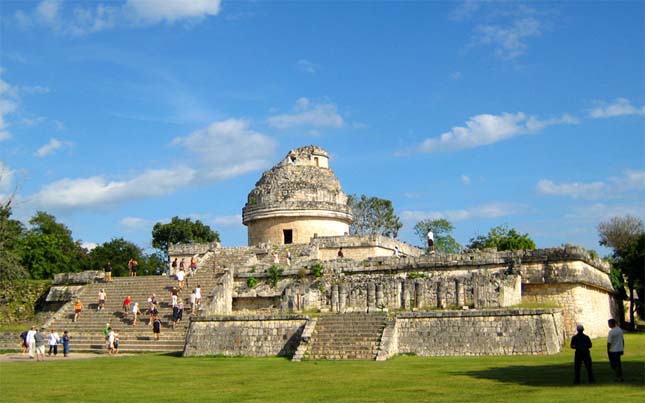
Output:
top-left (242, 145), bottom-right (353, 246)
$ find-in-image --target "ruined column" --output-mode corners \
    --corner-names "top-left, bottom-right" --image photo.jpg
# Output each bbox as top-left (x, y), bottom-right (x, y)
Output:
top-left (331, 285), bottom-right (339, 313)
top-left (436, 282), bottom-right (445, 309)
top-left (455, 279), bottom-right (465, 307)
top-left (415, 281), bottom-right (424, 309)
top-left (375, 283), bottom-right (384, 308)
top-left (339, 284), bottom-right (347, 312)
top-left (367, 282), bottom-right (376, 311)
top-left (403, 281), bottom-right (411, 310)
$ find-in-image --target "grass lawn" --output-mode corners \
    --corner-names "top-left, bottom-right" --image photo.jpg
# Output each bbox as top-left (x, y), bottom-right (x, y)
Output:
top-left (1, 334), bottom-right (643, 402)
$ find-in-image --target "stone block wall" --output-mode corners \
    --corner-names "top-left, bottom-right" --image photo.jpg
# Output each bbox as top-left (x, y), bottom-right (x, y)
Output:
top-left (522, 283), bottom-right (616, 338)
top-left (0, 331), bottom-right (21, 351)
top-left (183, 316), bottom-right (307, 357)
top-left (395, 309), bottom-right (564, 356)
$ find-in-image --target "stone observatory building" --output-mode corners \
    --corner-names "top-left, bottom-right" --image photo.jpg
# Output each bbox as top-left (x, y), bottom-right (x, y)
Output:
top-left (242, 145), bottom-right (353, 246)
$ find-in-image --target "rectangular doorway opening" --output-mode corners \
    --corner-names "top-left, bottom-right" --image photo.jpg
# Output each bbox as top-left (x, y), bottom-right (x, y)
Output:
top-left (283, 229), bottom-right (293, 244)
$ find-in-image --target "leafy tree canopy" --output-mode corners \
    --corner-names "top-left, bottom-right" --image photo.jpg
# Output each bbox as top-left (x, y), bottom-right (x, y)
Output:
top-left (348, 194), bottom-right (402, 238)
top-left (152, 216), bottom-right (220, 255)
top-left (0, 199), bottom-right (28, 282)
top-left (467, 225), bottom-right (536, 251)
top-left (85, 238), bottom-right (163, 277)
top-left (597, 215), bottom-right (644, 254)
top-left (413, 218), bottom-right (462, 254)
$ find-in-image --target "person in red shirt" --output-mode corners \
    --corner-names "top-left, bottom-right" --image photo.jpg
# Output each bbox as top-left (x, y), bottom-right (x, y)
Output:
top-left (122, 295), bottom-right (132, 317)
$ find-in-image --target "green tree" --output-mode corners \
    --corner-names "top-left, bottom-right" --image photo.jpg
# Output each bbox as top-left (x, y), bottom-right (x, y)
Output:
top-left (20, 211), bottom-right (86, 279)
top-left (413, 218), bottom-right (461, 254)
top-left (0, 198), bottom-right (28, 282)
top-left (597, 215), bottom-right (645, 328)
top-left (347, 194), bottom-right (402, 238)
top-left (152, 216), bottom-right (220, 257)
top-left (84, 238), bottom-right (152, 277)
top-left (467, 225), bottom-right (536, 251)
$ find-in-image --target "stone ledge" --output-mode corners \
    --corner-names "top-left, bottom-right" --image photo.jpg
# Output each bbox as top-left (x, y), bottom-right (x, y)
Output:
top-left (396, 308), bottom-right (562, 319)
top-left (190, 315), bottom-right (310, 322)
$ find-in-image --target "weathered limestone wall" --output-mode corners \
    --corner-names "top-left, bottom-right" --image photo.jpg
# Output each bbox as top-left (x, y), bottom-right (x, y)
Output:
top-left (395, 309), bottom-right (564, 356)
top-left (247, 216), bottom-right (349, 246)
top-left (313, 235), bottom-right (424, 260)
top-left (183, 316), bottom-right (307, 357)
top-left (522, 284), bottom-right (616, 338)
top-left (169, 242), bottom-right (220, 256)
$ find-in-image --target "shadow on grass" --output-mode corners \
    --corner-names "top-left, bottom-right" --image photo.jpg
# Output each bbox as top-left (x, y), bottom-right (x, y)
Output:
top-left (451, 361), bottom-right (644, 387)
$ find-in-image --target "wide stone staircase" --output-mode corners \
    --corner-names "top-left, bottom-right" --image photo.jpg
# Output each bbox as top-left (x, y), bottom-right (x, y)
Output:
top-left (305, 313), bottom-right (388, 360)
top-left (44, 263), bottom-right (222, 354)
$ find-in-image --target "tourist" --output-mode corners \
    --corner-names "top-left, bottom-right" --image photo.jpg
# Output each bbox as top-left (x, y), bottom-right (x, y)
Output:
top-left (113, 330), bottom-right (120, 354)
top-left (286, 250), bottom-right (292, 267)
top-left (176, 267), bottom-right (186, 289)
top-left (104, 261), bottom-right (112, 282)
top-left (171, 292), bottom-right (178, 309)
top-left (195, 285), bottom-right (202, 307)
top-left (180, 258), bottom-right (186, 272)
top-left (190, 256), bottom-right (198, 276)
top-left (47, 328), bottom-right (60, 357)
top-left (148, 303), bottom-right (159, 326)
top-left (173, 301), bottom-right (184, 329)
top-left (122, 295), bottom-right (132, 315)
top-left (61, 330), bottom-right (71, 357)
top-left (19, 329), bottom-right (28, 354)
top-left (427, 229), bottom-right (435, 254)
top-left (272, 252), bottom-right (279, 264)
top-left (128, 258), bottom-right (135, 277)
top-left (132, 302), bottom-right (142, 327)
top-left (103, 323), bottom-right (110, 348)
top-left (150, 293), bottom-right (158, 305)
top-left (26, 326), bottom-right (37, 358)
top-left (394, 245), bottom-right (400, 257)
top-left (132, 259), bottom-right (139, 276)
top-left (607, 318), bottom-right (624, 382)
top-left (337, 247), bottom-right (344, 258)
top-left (189, 290), bottom-right (196, 314)
top-left (171, 258), bottom-right (178, 275)
top-left (107, 328), bottom-right (115, 355)
top-left (97, 288), bottom-right (106, 311)
top-left (570, 324), bottom-right (595, 384)
top-left (73, 299), bottom-right (84, 322)
top-left (153, 317), bottom-right (161, 341)
top-left (34, 328), bottom-right (46, 361)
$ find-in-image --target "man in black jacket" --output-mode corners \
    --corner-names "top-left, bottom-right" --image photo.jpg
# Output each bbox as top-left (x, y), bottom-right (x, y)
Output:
top-left (571, 324), bottom-right (595, 384)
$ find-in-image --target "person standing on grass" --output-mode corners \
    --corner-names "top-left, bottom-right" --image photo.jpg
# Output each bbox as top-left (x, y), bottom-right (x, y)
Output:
top-left (107, 328), bottom-right (115, 355)
top-left (26, 326), bottom-right (37, 358)
top-left (20, 329), bottom-right (28, 354)
top-left (34, 328), bottom-right (46, 361)
top-left (73, 299), bottom-right (84, 322)
top-left (607, 318), bottom-right (624, 382)
top-left (61, 330), bottom-right (71, 357)
top-left (570, 324), bottom-right (595, 384)
top-left (103, 323), bottom-right (110, 348)
top-left (97, 288), bottom-right (106, 311)
top-left (47, 329), bottom-right (60, 357)
top-left (113, 330), bottom-right (120, 354)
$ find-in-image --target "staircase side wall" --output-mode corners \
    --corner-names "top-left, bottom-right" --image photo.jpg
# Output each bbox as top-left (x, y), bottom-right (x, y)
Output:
top-left (183, 316), bottom-right (307, 357)
top-left (395, 309), bottom-right (564, 356)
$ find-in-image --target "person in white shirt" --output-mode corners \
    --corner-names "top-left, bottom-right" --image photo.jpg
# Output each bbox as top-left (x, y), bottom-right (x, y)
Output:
top-left (427, 230), bottom-right (435, 254)
top-left (607, 318), bottom-right (624, 382)
top-left (26, 326), bottom-right (37, 358)
top-left (47, 329), bottom-right (60, 356)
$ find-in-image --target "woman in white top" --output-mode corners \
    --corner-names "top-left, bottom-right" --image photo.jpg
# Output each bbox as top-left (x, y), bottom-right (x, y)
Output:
top-left (98, 289), bottom-right (106, 311)
top-left (132, 302), bottom-right (141, 327)
top-left (194, 285), bottom-right (202, 306)
top-left (47, 329), bottom-right (60, 356)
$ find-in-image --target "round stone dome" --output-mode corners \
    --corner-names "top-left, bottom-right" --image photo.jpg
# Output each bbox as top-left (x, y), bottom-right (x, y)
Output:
top-left (242, 145), bottom-right (353, 246)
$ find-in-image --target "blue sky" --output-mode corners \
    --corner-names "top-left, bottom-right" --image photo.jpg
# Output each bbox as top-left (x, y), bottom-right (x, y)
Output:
top-left (1, 0), bottom-right (643, 254)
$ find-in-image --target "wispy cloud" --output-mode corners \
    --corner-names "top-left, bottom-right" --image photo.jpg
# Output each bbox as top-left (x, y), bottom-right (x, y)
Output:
top-left (461, 175), bottom-right (471, 185)
top-left (267, 97), bottom-right (344, 129)
top-left (211, 214), bottom-right (243, 227)
top-left (537, 169), bottom-right (645, 199)
top-left (15, 0), bottom-right (222, 36)
top-left (450, 0), bottom-right (481, 21)
top-left (588, 98), bottom-right (645, 119)
top-left (0, 70), bottom-right (18, 141)
top-left (120, 216), bottom-right (151, 232)
top-left (416, 112), bottom-right (577, 153)
top-left (473, 17), bottom-right (541, 59)
top-left (296, 59), bottom-right (318, 74)
top-left (0, 161), bottom-right (14, 193)
top-left (34, 138), bottom-right (72, 157)
top-left (171, 118), bottom-right (277, 181)
top-left (401, 202), bottom-right (528, 223)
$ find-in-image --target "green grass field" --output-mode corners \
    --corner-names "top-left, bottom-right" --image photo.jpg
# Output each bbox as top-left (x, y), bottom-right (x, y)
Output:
top-left (1, 334), bottom-right (643, 402)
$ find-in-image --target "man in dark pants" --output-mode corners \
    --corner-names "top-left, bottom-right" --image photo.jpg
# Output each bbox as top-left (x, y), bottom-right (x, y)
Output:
top-left (607, 318), bottom-right (624, 382)
top-left (570, 324), bottom-right (595, 384)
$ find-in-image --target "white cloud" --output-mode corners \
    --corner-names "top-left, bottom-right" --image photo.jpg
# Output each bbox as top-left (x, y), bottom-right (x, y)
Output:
top-left (31, 166), bottom-right (197, 210)
top-left (172, 118), bottom-right (277, 181)
top-left (418, 112), bottom-right (577, 153)
top-left (297, 59), bottom-right (318, 74)
top-left (473, 17), bottom-right (541, 59)
top-left (461, 175), bottom-right (471, 185)
top-left (18, 0), bottom-right (221, 36)
top-left (120, 216), bottom-right (151, 232)
top-left (588, 98), bottom-right (645, 119)
top-left (81, 242), bottom-right (98, 251)
top-left (566, 203), bottom-right (645, 222)
top-left (401, 202), bottom-right (528, 222)
top-left (537, 169), bottom-right (645, 199)
top-left (0, 161), bottom-right (14, 192)
top-left (536, 179), bottom-right (606, 199)
top-left (211, 214), bottom-right (243, 227)
top-left (267, 98), bottom-right (344, 129)
top-left (450, 0), bottom-right (481, 21)
top-left (0, 70), bottom-right (18, 141)
top-left (451, 71), bottom-right (462, 80)
top-left (34, 138), bottom-right (71, 157)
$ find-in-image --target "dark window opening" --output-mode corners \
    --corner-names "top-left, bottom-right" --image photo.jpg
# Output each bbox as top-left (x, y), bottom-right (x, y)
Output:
top-left (283, 229), bottom-right (293, 244)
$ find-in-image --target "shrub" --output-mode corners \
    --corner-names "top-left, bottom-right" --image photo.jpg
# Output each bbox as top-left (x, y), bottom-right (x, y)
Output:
top-left (246, 277), bottom-right (257, 289)
top-left (408, 272), bottom-right (427, 279)
top-left (310, 263), bottom-right (324, 278)
top-left (265, 265), bottom-right (283, 288)
top-left (298, 268), bottom-right (307, 279)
